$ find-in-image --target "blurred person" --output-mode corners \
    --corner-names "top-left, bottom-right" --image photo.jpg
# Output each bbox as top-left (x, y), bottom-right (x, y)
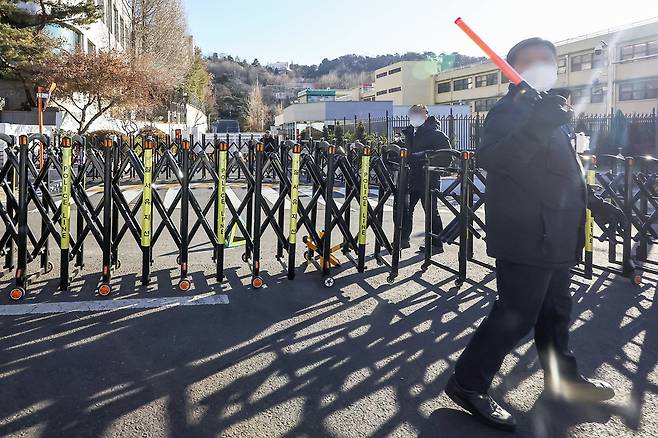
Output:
top-left (445, 37), bottom-right (622, 432)
top-left (399, 104), bottom-right (452, 251)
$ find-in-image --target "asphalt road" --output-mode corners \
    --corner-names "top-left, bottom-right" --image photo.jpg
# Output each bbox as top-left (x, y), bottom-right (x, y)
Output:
top-left (0, 183), bottom-right (656, 437)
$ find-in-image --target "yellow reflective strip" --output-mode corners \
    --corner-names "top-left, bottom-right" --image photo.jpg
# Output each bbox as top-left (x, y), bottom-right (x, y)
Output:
top-left (217, 150), bottom-right (227, 244)
top-left (586, 169), bottom-right (595, 185)
top-left (585, 170), bottom-right (595, 253)
top-left (60, 147), bottom-right (72, 250)
top-left (289, 152), bottom-right (300, 244)
top-left (141, 148), bottom-right (153, 247)
top-left (358, 154), bottom-right (370, 245)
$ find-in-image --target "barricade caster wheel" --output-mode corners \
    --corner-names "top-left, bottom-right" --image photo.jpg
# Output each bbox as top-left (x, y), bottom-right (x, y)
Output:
top-left (176, 256), bottom-right (180, 264)
top-left (45, 261), bottom-right (54, 274)
top-left (386, 276), bottom-right (395, 284)
top-left (455, 278), bottom-right (464, 287)
top-left (9, 287), bottom-right (25, 301)
top-left (178, 278), bottom-right (192, 292)
top-left (377, 259), bottom-right (384, 266)
top-left (304, 251), bottom-right (312, 262)
top-left (324, 277), bottom-right (335, 288)
top-left (252, 276), bottom-right (264, 289)
top-left (421, 263), bottom-right (429, 272)
top-left (242, 253), bottom-right (249, 263)
top-left (98, 283), bottom-right (112, 297)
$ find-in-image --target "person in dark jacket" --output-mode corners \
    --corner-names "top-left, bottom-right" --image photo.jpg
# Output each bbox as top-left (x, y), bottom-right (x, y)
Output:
top-left (445, 38), bottom-right (620, 431)
top-left (399, 104), bottom-right (452, 251)
top-left (260, 130), bottom-right (277, 153)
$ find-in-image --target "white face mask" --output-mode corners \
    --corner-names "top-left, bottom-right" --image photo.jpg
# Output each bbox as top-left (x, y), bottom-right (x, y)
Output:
top-left (521, 62), bottom-right (558, 92)
top-left (409, 115), bottom-right (426, 128)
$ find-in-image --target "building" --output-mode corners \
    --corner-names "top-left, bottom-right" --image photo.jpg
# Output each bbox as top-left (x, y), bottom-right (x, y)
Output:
top-left (371, 61), bottom-right (438, 105)
top-left (434, 19), bottom-right (658, 115)
top-left (338, 84), bottom-right (375, 102)
top-left (266, 61), bottom-right (291, 74)
top-left (44, 0), bottom-right (133, 53)
top-left (297, 89), bottom-right (337, 103)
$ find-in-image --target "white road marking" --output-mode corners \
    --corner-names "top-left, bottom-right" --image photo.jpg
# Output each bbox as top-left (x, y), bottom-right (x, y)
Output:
top-left (299, 187), bottom-right (325, 206)
top-left (225, 186), bottom-right (242, 209)
top-left (368, 198), bottom-right (393, 212)
top-left (122, 189), bottom-right (142, 205)
top-left (163, 187), bottom-right (181, 209)
top-left (261, 186), bottom-right (290, 210)
top-left (0, 294), bottom-right (230, 316)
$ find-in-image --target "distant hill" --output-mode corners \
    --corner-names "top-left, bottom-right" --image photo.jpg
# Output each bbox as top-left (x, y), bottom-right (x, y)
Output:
top-left (207, 51), bottom-right (486, 128)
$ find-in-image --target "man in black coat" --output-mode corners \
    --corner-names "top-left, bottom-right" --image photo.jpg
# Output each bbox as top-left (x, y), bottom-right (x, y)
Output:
top-left (259, 130), bottom-right (277, 153)
top-left (400, 104), bottom-right (452, 251)
top-left (445, 38), bottom-right (620, 431)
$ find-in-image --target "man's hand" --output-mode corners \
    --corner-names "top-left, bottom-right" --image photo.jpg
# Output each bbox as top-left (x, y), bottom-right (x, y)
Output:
top-left (530, 94), bottom-right (574, 128)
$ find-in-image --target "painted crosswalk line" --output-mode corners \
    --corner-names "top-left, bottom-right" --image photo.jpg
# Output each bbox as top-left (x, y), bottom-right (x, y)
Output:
top-left (0, 294), bottom-right (230, 316)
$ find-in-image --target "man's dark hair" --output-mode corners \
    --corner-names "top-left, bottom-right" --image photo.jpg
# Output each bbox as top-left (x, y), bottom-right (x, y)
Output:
top-left (506, 37), bottom-right (557, 66)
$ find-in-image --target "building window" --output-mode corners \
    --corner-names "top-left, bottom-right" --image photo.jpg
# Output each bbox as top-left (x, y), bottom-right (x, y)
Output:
top-left (88, 40), bottom-right (96, 54)
top-left (474, 98), bottom-right (498, 112)
top-left (388, 67), bottom-right (401, 75)
top-left (453, 77), bottom-right (473, 91)
top-left (376, 90), bottom-right (388, 96)
top-left (590, 86), bottom-right (605, 103)
top-left (98, 0), bottom-right (105, 22)
top-left (388, 87), bottom-right (401, 93)
top-left (557, 57), bottom-right (567, 74)
top-left (620, 39), bottom-right (658, 60)
top-left (107, 1), bottom-right (112, 33)
top-left (619, 79), bottom-right (658, 101)
top-left (572, 53), bottom-right (592, 71)
top-left (475, 72), bottom-right (498, 88)
top-left (437, 82), bottom-right (451, 93)
top-left (113, 7), bottom-right (119, 36)
top-left (376, 72), bottom-right (387, 79)
top-left (571, 87), bottom-right (607, 104)
top-left (501, 72), bottom-right (510, 83)
top-left (120, 17), bottom-right (125, 46)
top-left (572, 52), bottom-right (607, 71)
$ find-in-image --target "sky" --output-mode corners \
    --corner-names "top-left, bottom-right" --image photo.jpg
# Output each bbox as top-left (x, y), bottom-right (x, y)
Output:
top-left (183, 0), bottom-right (657, 65)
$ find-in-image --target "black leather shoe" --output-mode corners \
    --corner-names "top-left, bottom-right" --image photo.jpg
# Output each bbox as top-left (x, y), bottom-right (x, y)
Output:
top-left (445, 375), bottom-right (516, 432)
top-left (544, 375), bottom-right (615, 402)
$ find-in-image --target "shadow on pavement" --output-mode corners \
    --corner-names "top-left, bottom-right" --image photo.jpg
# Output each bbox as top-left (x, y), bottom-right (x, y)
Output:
top-left (0, 253), bottom-right (654, 437)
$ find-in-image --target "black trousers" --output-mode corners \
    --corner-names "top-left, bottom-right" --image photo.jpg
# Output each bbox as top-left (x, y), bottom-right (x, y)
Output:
top-left (454, 260), bottom-right (579, 394)
top-left (400, 189), bottom-right (443, 243)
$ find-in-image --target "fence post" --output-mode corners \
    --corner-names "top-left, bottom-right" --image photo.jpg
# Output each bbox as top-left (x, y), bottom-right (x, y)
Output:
top-left (178, 138), bottom-right (191, 291)
top-left (10, 135), bottom-right (29, 300)
top-left (622, 157), bottom-right (635, 279)
top-left (39, 136), bottom-right (49, 273)
top-left (98, 138), bottom-right (114, 296)
top-left (76, 138), bottom-right (86, 268)
top-left (448, 107), bottom-right (455, 145)
top-left (288, 143), bottom-right (301, 280)
top-left (216, 141), bottom-right (228, 281)
top-left (251, 142), bottom-right (264, 288)
top-left (140, 139), bottom-right (154, 287)
top-left (385, 110), bottom-right (390, 141)
top-left (59, 137), bottom-right (73, 291)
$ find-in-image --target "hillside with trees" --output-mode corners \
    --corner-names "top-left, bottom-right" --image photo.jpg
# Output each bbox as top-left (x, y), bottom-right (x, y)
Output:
top-left (208, 51), bottom-right (486, 131)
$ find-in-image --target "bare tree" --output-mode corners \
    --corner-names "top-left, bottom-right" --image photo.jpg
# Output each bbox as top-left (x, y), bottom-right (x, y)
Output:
top-left (128, 0), bottom-right (192, 86)
top-left (42, 50), bottom-right (170, 134)
top-left (245, 83), bottom-right (268, 132)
